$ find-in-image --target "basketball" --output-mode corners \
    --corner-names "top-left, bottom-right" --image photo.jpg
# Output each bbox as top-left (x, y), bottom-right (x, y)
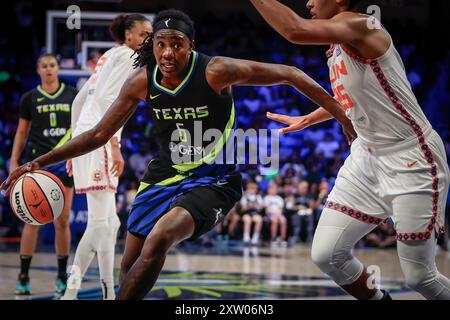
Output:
top-left (9, 170), bottom-right (65, 226)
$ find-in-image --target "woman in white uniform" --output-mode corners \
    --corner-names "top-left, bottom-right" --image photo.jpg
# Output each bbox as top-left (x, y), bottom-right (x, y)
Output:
top-left (251, 0), bottom-right (450, 300)
top-left (62, 14), bottom-right (152, 300)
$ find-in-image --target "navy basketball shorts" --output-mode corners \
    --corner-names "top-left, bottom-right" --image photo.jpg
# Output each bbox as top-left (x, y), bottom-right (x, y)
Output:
top-left (44, 161), bottom-right (74, 188)
top-left (127, 173), bottom-right (242, 240)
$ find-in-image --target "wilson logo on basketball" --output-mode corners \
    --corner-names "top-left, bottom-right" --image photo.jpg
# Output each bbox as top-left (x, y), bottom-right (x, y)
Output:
top-left (9, 171), bottom-right (65, 226)
top-left (14, 192), bottom-right (34, 224)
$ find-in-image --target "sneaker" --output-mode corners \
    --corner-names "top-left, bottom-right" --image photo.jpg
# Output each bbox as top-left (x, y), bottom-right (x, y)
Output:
top-left (15, 275), bottom-right (31, 295)
top-left (381, 289), bottom-right (392, 300)
top-left (280, 241), bottom-right (289, 248)
top-left (55, 277), bottom-right (67, 295)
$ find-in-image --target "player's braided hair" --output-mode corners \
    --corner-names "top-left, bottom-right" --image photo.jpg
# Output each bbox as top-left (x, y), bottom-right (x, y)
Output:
top-left (133, 9), bottom-right (195, 68)
top-left (133, 31), bottom-right (154, 68)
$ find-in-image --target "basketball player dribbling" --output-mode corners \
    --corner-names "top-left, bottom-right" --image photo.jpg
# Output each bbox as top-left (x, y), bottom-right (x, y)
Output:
top-left (251, 0), bottom-right (450, 299)
top-left (2, 9), bottom-right (356, 300)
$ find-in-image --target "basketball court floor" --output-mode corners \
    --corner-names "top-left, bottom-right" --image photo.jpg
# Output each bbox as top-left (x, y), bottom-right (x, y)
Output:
top-left (1, 240), bottom-right (450, 300)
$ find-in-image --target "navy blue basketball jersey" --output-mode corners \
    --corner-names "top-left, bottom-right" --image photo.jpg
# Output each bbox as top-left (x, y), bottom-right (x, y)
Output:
top-left (19, 83), bottom-right (77, 160)
top-left (143, 51), bottom-right (237, 185)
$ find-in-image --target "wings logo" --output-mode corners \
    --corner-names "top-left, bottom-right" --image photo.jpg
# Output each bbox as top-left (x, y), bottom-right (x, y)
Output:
top-left (29, 200), bottom-right (43, 209)
top-left (213, 208), bottom-right (223, 225)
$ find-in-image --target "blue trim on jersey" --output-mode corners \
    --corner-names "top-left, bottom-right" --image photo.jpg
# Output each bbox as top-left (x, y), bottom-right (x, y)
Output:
top-left (128, 175), bottom-right (227, 237)
top-left (152, 51), bottom-right (199, 97)
top-left (44, 162), bottom-right (67, 176)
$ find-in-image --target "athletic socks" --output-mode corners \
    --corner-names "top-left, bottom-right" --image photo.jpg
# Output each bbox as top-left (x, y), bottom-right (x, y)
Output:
top-left (100, 278), bottom-right (116, 300)
top-left (251, 233), bottom-right (260, 245)
top-left (62, 192), bottom-right (119, 300)
top-left (98, 215), bottom-right (120, 300)
top-left (19, 255), bottom-right (32, 279)
top-left (61, 222), bottom-right (105, 300)
top-left (245, 232), bottom-right (261, 244)
top-left (57, 255), bottom-right (69, 280)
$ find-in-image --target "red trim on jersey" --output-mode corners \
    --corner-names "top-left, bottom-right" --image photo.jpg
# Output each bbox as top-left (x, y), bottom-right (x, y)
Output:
top-left (368, 60), bottom-right (442, 241)
top-left (340, 45), bottom-right (373, 64)
top-left (75, 185), bottom-right (110, 194)
top-left (74, 146), bottom-right (118, 194)
top-left (326, 45), bottom-right (336, 59)
top-left (103, 146), bottom-right (117, 191)
top-left (325, 201), bottom-right (387, 225)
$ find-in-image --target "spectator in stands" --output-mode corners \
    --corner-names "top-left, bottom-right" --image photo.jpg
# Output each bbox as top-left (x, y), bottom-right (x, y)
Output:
top-left (315, 132), bottom-right (340, 159)
top-left (312, 179), bottom-right (330, 227)
top-left (281, 182), bottom-right (297, 244)
top-left (240, 182), bottom-right (264, 246)
top-left (264, 184), bottom-right (287, 247)
top-left (292, 181), bottom-right (314, 243)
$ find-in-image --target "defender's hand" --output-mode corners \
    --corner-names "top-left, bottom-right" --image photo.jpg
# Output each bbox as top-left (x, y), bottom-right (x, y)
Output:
top-left (267, 112), bottom-right (311, 134)
top-left (110, 144), bottom-right (125, 177)
top-left (66, 159), bottom-right (73, 177)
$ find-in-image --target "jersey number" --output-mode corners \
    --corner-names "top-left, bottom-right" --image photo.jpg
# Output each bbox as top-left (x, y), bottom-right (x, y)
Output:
top-left (49, 112), bottom-right (57, 127)
top-left (176, 123), bottom-right (188, 142)
top-left (332, 84), bottom-right (354, 110)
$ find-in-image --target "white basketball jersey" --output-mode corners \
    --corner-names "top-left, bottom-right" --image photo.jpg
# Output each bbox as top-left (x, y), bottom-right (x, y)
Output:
top-left (74, 45), bottom-right (135, 137)
top-left (327, 36), bottom-right (432, 149)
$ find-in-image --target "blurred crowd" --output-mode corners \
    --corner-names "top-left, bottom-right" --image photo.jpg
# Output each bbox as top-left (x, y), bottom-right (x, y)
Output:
top-left (1, 11), bottom-right (449, 250)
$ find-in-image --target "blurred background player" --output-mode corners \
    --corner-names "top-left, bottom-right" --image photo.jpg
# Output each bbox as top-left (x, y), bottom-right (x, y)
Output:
top-left (10, 53), bottom-right (77, 295)
top-left (252, 0), bottom-right (450, 299)
top-left (61, 14), bottom-right (152, 300)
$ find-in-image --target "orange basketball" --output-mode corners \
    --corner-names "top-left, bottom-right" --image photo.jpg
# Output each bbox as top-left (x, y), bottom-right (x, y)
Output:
top-left (9, 170), bottom-right (65, 225)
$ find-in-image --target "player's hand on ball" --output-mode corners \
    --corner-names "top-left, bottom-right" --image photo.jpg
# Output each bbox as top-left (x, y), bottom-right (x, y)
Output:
top-left (0, 162), bottom-right (35, 196)
top-left (66, 159), bottom-right (73, 177)
top-left (8, 161), bottom-right (20, 175)
top-left (266, 112), bottom-right (310, 134)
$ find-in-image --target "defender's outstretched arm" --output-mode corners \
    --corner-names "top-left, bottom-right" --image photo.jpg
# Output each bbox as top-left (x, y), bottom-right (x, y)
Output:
top-left (205, 56), bottom-right (355, 141)
top-left (249, 0), bottom-right (368, 45)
